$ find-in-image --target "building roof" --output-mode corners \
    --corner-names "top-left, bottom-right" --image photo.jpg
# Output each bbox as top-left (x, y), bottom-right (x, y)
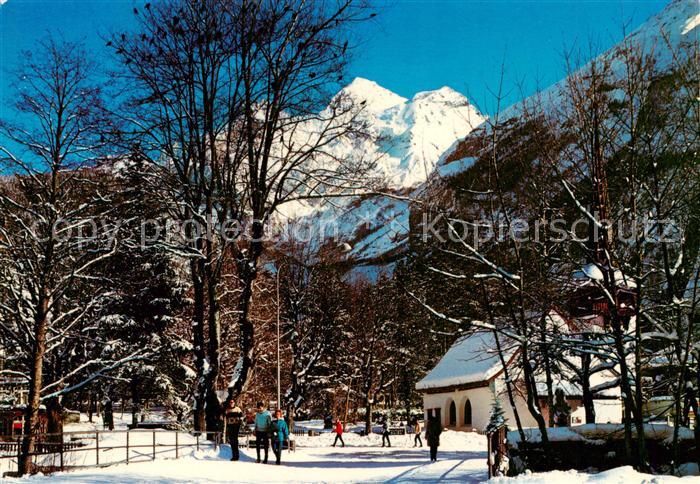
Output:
top-left (416, 331), bottom-right (516, 391)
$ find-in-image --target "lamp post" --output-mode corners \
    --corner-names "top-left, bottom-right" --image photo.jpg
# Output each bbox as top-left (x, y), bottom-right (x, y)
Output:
top-left (276, 265), bottom-right (282, 411)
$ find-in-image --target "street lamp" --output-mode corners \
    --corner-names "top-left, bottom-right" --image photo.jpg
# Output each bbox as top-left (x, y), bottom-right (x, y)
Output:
top-left (276, 265), bottom-right (282, 411)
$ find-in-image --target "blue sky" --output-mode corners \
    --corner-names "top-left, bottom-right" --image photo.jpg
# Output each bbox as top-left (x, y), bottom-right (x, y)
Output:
top-left (0, 0), bottom-right (668, 116)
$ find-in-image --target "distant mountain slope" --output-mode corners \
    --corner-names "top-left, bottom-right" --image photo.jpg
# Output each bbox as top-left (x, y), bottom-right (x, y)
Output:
top-left (436, 0), bottom-right (699, 179)
top-left (293, 0), bottom-right (698, 280)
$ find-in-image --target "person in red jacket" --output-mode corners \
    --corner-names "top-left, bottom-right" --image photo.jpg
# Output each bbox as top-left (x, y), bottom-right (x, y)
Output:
top-left (332, 418), bottom-right (345, 447)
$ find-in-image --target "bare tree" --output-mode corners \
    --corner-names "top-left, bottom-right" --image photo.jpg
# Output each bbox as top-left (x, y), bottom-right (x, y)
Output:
top-left (0, 38), bottom-right (120, 475)
top-left (346, 281), bottom-right (399, 434)
top-left (221, 0), bottom-right (373, 400)
top-left (112, 0), bottom-right (373, 429)
top-left (111, 0), bottom-right (245, 432)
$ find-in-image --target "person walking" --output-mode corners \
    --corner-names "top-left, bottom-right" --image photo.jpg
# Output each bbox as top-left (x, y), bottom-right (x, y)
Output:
top-left (271, 409), bottom-right (289, 465)
top-left (225, 400), bottom-right (244, 461)
top-left (103, 399), bottom-right (114, 431)
top-left (426, 415), bottom-right (442, 462)
top-left (381, 418), bottom-right (391, 448)
top-left (332, 418), bottom-right (345, 447)
top-left (254, 401), bottom-right (272, 463)
top-left (413, 418), bottom-right (423, 447)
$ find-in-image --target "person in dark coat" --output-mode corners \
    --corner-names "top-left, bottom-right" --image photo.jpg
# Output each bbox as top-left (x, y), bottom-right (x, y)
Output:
top-left (332, 418), bottom-right (345, 447)
top-left (225, 400), bottom-right (244, 461)
top-left (323, 414), bottom-right (334, 430)
top-left (381, 418), bottom-right (391, 448)
top-left (103, 399), bottom-right (114, 431)
top-left (426, 415), bottom-right (442, 462)
top-left (271, 409), bottom-right (289, 465)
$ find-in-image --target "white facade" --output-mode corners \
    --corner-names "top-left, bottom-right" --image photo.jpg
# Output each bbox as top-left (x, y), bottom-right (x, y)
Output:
top-left (421, 377), bottom-right (544, 432)
top-left (417, 330), bottom-right (623, 432)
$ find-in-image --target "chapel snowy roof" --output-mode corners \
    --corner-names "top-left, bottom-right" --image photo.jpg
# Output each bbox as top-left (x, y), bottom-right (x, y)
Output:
top-left (416, 331), bottom-right (516, 391)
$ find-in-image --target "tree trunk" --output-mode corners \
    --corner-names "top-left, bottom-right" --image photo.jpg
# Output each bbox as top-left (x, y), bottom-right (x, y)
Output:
top-left (540, 319), bottom-right (555, 428)
top-left (227, 267), bottom-right (255, 399)
top-left (19, 299), bottom-right (50, 476)
top-left (192, 258), bottom-right (207, 432)
top-left (131, 377), bottom-right (140, 428)
top-left (204, 267), bottom-right (222, 437)
top-left (492, 328), bottom-right (526, 443)
top-left (521, 345), bottom-right (550, 457)
top-left (581, 351), bottom-right (596, 424)
top-left (364, 395), bottom-right (372, 435)
top-left (633, 314), bottom-right (649, 472)
top-left (344, 377), bottom-right (354, 426)
top-left (287, 404), bottom-right (295, 432)
top-left (228, 232), bottom-right (264, 399)
top-left (611, 318), bottom-right (635, 464)
top-left (45, 397), bottom-right (63, 443)
top-left (87, 392), bottom-right (93, 423)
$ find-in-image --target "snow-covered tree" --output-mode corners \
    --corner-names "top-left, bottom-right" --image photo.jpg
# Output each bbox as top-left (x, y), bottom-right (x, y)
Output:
top-left (545, 34), bottom-right (699, 468)
top-left (344, 280), bottom-right (403, 434)
top-left (110, 0), bottom-right (375, 431)
top-left (400, 12), bottom-right (698, 471)
top-left (0, 38), bottom-right (121, 475)
top-left (94, 196), bottom-right (193, 424)
top-left (274, 244), bottom-right (350, 429)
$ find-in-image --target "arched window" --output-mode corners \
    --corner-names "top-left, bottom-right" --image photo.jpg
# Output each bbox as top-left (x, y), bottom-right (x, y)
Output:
top-left (464, 399), bottom-right (472, 426)
top-left (449, 400), bottom-right (457, 426)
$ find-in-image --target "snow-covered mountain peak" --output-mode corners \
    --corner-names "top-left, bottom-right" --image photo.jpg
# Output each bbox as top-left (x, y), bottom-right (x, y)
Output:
top-left (327, 78), bottom-right (485, 189)
top-left (412, 86), bottom-right (468, 104)
top-left (337, 77), bottom-right (407, 113)
top-left (282, 78), bottom-right (484, 267)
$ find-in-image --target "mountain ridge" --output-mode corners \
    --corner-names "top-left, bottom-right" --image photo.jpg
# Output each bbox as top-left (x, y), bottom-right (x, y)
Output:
top-left (293, 0), bottom-right (698, 281)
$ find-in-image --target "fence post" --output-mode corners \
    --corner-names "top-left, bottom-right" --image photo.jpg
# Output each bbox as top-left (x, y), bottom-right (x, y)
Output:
top-left (196, 433), bottom-right (199, 452)
top-left (59, 439), bottom-right (64, 472)
top-left (16, 437), bottom-right (21, 475)
top-left (152, 431), bottom-right (156, 461)
top-left (95, 431), bottom-right (99, 466)
top-left (175, 431), bottom-right (178, 459)
top-left (126, 431), bottom-right (129, 465)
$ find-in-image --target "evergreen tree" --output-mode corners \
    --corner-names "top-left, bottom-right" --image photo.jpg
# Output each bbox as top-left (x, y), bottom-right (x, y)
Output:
top-left (486, 395), bottom-right (507, 434)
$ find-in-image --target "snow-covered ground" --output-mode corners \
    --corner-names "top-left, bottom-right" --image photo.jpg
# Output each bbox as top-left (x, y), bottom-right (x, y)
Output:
top-left (491, 465), bottom-right (700, 483)
top-left (10, 417), bottom-right (488, 483)
top-left (7, 414), bottom-right (700, 483)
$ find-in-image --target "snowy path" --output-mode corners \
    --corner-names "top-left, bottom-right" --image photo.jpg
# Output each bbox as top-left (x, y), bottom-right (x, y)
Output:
top-left (10, 423), bottom-right (699, 483)
top-left (15, 436), bottom-right (488, 483)
top-left (7, 417), bottom-right (489, 483)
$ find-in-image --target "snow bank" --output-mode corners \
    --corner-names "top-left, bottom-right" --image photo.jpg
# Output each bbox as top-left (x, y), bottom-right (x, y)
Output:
top-left (508, 426), bottom-right (592, 444)
top-left (508, 423), bottom-right (695, 445)
top-left (492, 465), bottom-right (699, 483)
